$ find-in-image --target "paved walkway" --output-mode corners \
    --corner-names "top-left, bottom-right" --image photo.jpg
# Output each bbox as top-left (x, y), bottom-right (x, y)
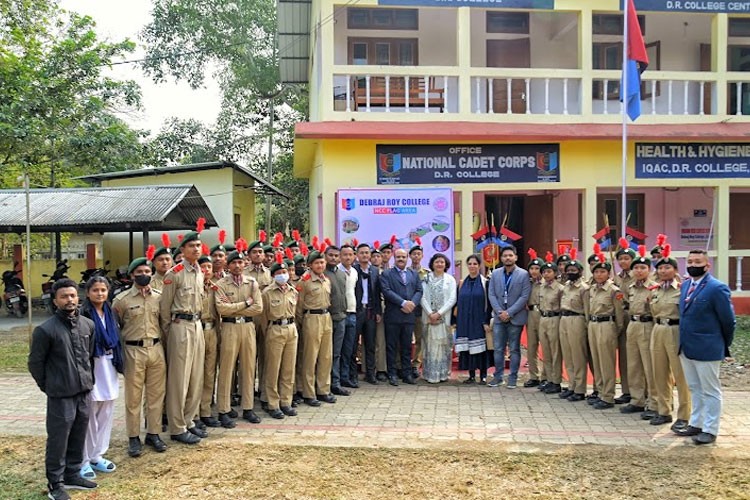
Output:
top-left (2, 373), bottom-right (749, 452)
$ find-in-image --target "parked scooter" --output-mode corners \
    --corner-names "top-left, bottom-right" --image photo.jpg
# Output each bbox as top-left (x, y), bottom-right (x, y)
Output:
top-left (79, 260), bottom-right (111, 295)
top-left (109, 266), bottom-right (132, 301)
top-left (41, 259), bottom-right (70, 314)
top-left (2, 262), bottom-right (28, 318)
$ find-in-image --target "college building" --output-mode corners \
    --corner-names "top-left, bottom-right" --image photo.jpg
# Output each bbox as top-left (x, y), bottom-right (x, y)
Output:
top-left (282, 0), bottom-right (750, 294)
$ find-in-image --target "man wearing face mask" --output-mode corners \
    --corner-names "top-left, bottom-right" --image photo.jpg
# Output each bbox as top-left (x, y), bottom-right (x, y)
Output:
top-left (677, 249), bottom-right (735, 445)
top-left (557, 251), bottom-right (590, 401)
top-left (113, 253), bottom-right (168, 457)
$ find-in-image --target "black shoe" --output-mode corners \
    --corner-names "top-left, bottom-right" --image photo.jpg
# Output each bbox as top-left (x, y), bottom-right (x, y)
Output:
top-left (342, 380), bottom-right (359, 389)
top-left (317, 393), bottom-right (337, 404)
top-left (188, 425), bottom-right (208, 438)
top-left (127, 436), bottom-right (143, 457)
top-left (559, 389), bottom-right (574, 399)
top-left (304, 397), bottom-right (322, 407)
top-left (228, 408), bottom-right (238, 419)
top-left (670, 419), bottom-right (689, 432)
top-left (218, 413), bottom-right (237, 429)
top-left (47, 484), bottom-right (70, 500)
top-left (620, 404), bottom-right (646, 414)
top-left (587, 396), bottom-right (601, 406)
top-left (365, 375), bottom-right (378, 385)
top-left (292, 393), bottom-right (304, 406)
top-left (268, 408), bottom-right (285, 419)
top-left (388, 376), bottom-right (399, 387)
top-left (63, 476), bottom-right (97, 490)
top-left (692, 432), bottom-right (717, 445)
top-left (171, 431), bottom-right (201, 444)
top-left (376, 372), bottom-right (388, 382)
top-left (650, 414), bottom-right (673, 426)
top-left (586, 391), bottom-right (599, 400)
top-left (261, 401), bottom-right (269, 412)
top-left (524, 379), bottom-right (540, 388)
top-left (411, 367), bottom-right (420, 379)
top-left (403, 376), bottom-right (416, 385)
top-left (280, 406), bottom-right (298, 417)
top-left (200, 416), bottom-right (221, 428)
top-left (544, 383), bottom-right (562, 394)
top-left (614, 393), bottom-right (631, 404)
top-left (593, 400), bottom-right (615, 409)
top-left (243, 409), bottom-right (261, 423)
top-left (193, 418), bottom-right (207, 431)
top-left (676, 425), bottom-right (702, 437)
top-left (331, 386), bottom-right (351, 396)
top-left (145, 433), bottom-right (167, 452)
top-left (463, 377), bottom-right (476, 385)
top-left (567, 393), bottom-right (585, 402)
top-left (231, 394), bottom-right (241, 407)
top-left (640, 409), bottom-right (658, 420)
top-left (537, 380), bottom-right (549, 391)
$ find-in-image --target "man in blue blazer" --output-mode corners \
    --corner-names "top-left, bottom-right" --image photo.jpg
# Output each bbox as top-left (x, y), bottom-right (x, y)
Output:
top-left (488, 245), bottom-right (531, 389)
top-left (678, 249), bottom-right (735, 444)
top-left (380, 248), bottom-right (423, 386)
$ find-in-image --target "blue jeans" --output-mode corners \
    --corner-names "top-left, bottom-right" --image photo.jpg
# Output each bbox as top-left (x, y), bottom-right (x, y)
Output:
top-left (340, 313), bottom-right (358, 385)
top-left (330, 318), bottom-right (346, 389)
top-left (493, 321), bottom-right (523, 384)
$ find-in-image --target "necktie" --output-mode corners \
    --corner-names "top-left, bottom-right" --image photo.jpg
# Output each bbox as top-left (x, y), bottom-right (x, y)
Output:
top-left (686, 282), bottom-right (697, 300)
top-left (400, 270), bottom-right (406, 285)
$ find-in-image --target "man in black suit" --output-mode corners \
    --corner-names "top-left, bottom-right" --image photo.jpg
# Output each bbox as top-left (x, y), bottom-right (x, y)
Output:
top-left (380, 248), bottom-right (423, 386)
top-left (353, 243), bottom-right (382, 385)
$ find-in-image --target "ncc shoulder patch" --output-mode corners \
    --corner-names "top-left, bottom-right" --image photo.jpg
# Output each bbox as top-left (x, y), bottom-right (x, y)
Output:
top-left (163, 279), bottom-right (173, 285)
top-left (302, 273), bottom-right (311, 281)
top-left (615, 292), bottom-right (624, 301)
top-left (209, 283), bottom-right (219, 291)
top-left (172, 263), bottom-right (184, 273)
top-left (295, 285), bottom-right (303, 292)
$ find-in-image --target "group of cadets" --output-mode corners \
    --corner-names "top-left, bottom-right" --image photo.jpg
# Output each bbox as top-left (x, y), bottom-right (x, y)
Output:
top-left (524, 234), bottom-right (690, 433)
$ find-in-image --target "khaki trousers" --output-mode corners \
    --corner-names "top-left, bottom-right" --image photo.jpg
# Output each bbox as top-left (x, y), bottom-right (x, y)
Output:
top-left (200, 325), bottom-right (218, 418)
top-left (166, 320), bottom-right (205, 435)
top-left (264, 324), bottom-right (298, 409)
top-left (526, 310), bottom-right (544, 381)
top-left (618, 316), bottom-right (630, 394)
top-left (217, 322), bottom-right (256, 413)
top-left (559, 315), bottom-right (588, 395)
top-left (651, 324), bottom-right (691, 419)
top-left (539, 316), bottom-right (562, 384)
top-left (411, 316), bottom-right (424, 369)
top-left (588, 321), bottom-right (619, 404)
top-left (375, 320), bottom-right (387, 372)
top-left (255, 319), bottom-right (266, 399)
top-left (301, 312), bottom-right (333, 398)
top-left (124, 343), bottom-right (166, 437)
top-left (626, 321), bottom-right (655, 408)
top-left (295, 319), bottom-right (305, 393)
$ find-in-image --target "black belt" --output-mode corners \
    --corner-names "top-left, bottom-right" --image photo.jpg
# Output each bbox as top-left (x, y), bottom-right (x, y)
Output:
top-left (304, 309), bottom-right (329, 314)
top-left (540, 310), bottom-right (561, 318)
top-left (630, 315), bottom-right (653, 323)
top-left (174, 313), bottom-right (201, 321)
top-left (271, 317), bottom-right (295, 325)
top-left (561, 310), bottom-right (583, 317)
top-left (125, 338), bottom-right (160, 347)
top-left (654, 317), bottom-right (680, 326)
top-left (589, 315), bottom-right (615, 322)
top-left (529, 304), bottom-right (540, 311)
top-left (221, 316), bottom-right (254, 324)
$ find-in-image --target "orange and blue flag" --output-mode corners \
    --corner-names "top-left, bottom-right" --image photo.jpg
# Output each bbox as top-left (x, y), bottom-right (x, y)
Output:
top-left (621, 0), bottom-right (649, 121)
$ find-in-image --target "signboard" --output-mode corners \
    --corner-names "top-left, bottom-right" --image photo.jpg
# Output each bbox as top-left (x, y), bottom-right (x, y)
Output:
top-left (625, 0), bottom-right (750, 13)
top-left (376, 144), bottom-right (560, 185)
top-left (635, 143), bottom-right (750, 179)
top-left (379, 0), bottom-right (553, 7)
top-left (679, 216), bottom-right (713, 246)
top-left (337, 188), bottom-right (454, 267)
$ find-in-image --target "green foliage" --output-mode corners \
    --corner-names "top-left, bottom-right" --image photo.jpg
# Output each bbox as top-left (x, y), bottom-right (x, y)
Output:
top-left (732, 315), bottom-right (750, 364)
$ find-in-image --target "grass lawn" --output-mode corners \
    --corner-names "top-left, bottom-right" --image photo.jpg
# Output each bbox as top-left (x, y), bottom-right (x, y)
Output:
top-left (731, 316), bottom-right (750, 364)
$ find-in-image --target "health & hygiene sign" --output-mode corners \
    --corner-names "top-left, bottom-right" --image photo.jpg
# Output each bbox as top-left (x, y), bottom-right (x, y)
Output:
top-left (635, 143), bottom-right (750, 179)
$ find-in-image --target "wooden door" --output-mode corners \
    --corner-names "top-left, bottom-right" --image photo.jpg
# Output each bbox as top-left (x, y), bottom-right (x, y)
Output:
top-left (729, 193), bottom-right (750, 288)
top-left (523, 194), bottom-right (554, 265)
top-left (487, 38), bottom-right (530, 114)
top-left (700, 43), bottom-right (712, 114)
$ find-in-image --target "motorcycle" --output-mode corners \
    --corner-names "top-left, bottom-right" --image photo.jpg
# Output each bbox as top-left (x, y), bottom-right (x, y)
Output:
top-left (79, 260), bottom-right (111, 295)
top-left (41, 259), bottom-right (70, 314)
top-left (109, 266), bottom-right (132, 301)
top-left (2, 262), bottom-right (28, 318)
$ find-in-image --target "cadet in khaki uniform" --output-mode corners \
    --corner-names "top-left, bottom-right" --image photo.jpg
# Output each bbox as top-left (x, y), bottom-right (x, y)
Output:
top-left (296, 250), bottom-right (335, 406)
top-left (291, 254), bottom-right (307, 403)
top-left (587, 253), bottom-right (626, 409)
top-left (245, 237), bottom-right (273, 399)
top-left (537, 255), bottom-right (564, 394)
top-left (556, 254), bottom-right (571, 284)
top-left (648, 245), bottom-right (691, 429)
top-left (524, 249), bottom-right (545, 388)
top-left (151, 240), bottom-right (173, 292)
top-left (409, 242), bottom-right (428, 379)
top-left (262, 254), bottom-right (299, 419)
top-left (215, 248), bottom-right (264, 427)
top-left (613, 239), bottom-right (635, 404)
top-left (197, 254), bottom-right (221, 428)
top-left (113, 252), bottom-right (167, 457)
top-left (159, 226), bottom-right (206, 444)
top-left (558, 251), bottom-right (590, 402)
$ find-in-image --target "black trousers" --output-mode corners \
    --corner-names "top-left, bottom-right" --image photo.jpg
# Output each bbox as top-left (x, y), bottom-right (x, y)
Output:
top-left (45, 392), bottom-right (90, 487)
top-left (356, 309), bottom-right (377, 377)
top-left (385, 321), bottom-right (413, 379)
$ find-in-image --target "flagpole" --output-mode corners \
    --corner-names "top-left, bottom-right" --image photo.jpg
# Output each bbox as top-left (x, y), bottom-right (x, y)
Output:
top-left (621, 0), bottom-right (630, 241)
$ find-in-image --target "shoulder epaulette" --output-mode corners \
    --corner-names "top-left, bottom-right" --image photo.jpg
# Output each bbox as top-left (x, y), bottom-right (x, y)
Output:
top-left (647, 284), bottom-right (660, 291)
top-left (172, 263), bottom-right (185, 273)
top-left (302, 273), bottom-right (311, 281)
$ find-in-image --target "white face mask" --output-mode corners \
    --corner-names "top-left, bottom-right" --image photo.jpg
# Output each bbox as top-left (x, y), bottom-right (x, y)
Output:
top-left (274, 273), bottom-right (290, 284)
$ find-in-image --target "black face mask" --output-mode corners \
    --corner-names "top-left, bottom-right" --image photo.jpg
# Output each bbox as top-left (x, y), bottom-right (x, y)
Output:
top-left (295, 266), bottom-right (305, 277)
top-left (686, 266), bottom-right (706, 278)
top-left (566, 272), bottom-right (580, 282)
top-left (134, 274), bottom-right (152, 286)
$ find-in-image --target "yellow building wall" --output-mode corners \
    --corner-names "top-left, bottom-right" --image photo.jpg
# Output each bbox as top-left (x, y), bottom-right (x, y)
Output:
top-left (0, 259), bottom-right (103, 297)
top-left (232, 169), bottom-right (257, 240)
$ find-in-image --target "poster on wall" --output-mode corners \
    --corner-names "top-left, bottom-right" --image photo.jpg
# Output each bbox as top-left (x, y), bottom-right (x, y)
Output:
top-left (336, 187), bottom-right (454, 267)
top-left (679, 216), bottom-right (713, 246)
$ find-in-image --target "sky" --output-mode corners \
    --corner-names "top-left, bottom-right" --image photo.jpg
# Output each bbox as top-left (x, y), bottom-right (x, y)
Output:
top-left (60, 0), bottom-right (222, 136)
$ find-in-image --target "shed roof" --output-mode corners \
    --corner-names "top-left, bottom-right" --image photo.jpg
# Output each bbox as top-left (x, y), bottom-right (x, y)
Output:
top-left (0, 185), bottom-right (217, 233)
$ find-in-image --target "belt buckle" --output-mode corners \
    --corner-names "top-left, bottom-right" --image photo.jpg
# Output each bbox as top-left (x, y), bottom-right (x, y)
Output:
top-left (632, 315), bottom-right (640, 321)
top-left (280, 319), bottom-right (289, 326)
top-left (660, 318), bottom-right (670, 325)
top-left (237, 317), bottom-right (245, 324)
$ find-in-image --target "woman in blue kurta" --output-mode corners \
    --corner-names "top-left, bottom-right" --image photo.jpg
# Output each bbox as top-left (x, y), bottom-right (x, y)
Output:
top-left (455, 254), bottom-right (493, 384)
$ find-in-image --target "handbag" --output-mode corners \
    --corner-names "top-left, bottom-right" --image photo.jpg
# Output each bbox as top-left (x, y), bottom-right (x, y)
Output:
top-left (485, 318), bottom-right (494, 351)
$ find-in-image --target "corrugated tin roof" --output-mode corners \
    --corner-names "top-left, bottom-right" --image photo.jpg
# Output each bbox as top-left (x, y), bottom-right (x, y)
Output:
top-left (0, 185), bottom-right (218, 233)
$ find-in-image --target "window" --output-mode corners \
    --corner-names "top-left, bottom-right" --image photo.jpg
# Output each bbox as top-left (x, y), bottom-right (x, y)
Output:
top-left (592, 14), bottom-right (646, 36)
top-left (597, 194), bottom-right (645, 245)
top-left (729, 17), bottom-right (750, 37)
top-left (347, 8), bottom-right (418, 30)
top-left (348, 38), bottom-right (417, 66)
top-left (486, 12), bottom-right (529, 34)
top-left (592, 41), bottom-right (660, 100)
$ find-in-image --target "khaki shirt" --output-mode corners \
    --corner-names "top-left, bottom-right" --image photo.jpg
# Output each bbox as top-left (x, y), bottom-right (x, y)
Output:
top-left (627, 279), bottom-right (657, 317)
top-left (561, 278), bottom-right (589, 315)
top-left (113, 286), bottom-right (162, 342)
top-left (151, 272), bottom-right (167, 292)
top-left (649, 280), bottom-right (681, 320)
top-left (202, 280), bottom-right (220, 323)
top-left (262, 282), bottom-right (298, 324)
top-left (614, 270), bottom-right (633, 309)
top-left (587, 279), bottom-right (625, 332)
top-left (295, 272), bottom-right (331, 319)
top-left (158, 261), bottom-right (205, 334)
top-left (244, 264), bottom-right (272, 291)
top-left (528, 279), bottom-right (542, 308)
top-left (215, 274), bottom-right (263, 318)
top-left (539, 279), bottom-right (564, 312)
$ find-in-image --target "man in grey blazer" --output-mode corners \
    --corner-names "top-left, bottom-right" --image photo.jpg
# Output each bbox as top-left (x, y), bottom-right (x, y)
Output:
top-left (488, 245), bottom-right (531, 388)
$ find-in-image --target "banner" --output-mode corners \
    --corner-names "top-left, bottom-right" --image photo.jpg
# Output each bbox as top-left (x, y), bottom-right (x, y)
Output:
top-left (625, 0), bottom-right (750, 13)
top-left (376, 144), bottom-right (560, 185)
top-left (337, 188), bottom-right (454, 267)
top-left (635, 143), bottom-right (750, 179)
top-left (379, 0), bottom-right (553, 7)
